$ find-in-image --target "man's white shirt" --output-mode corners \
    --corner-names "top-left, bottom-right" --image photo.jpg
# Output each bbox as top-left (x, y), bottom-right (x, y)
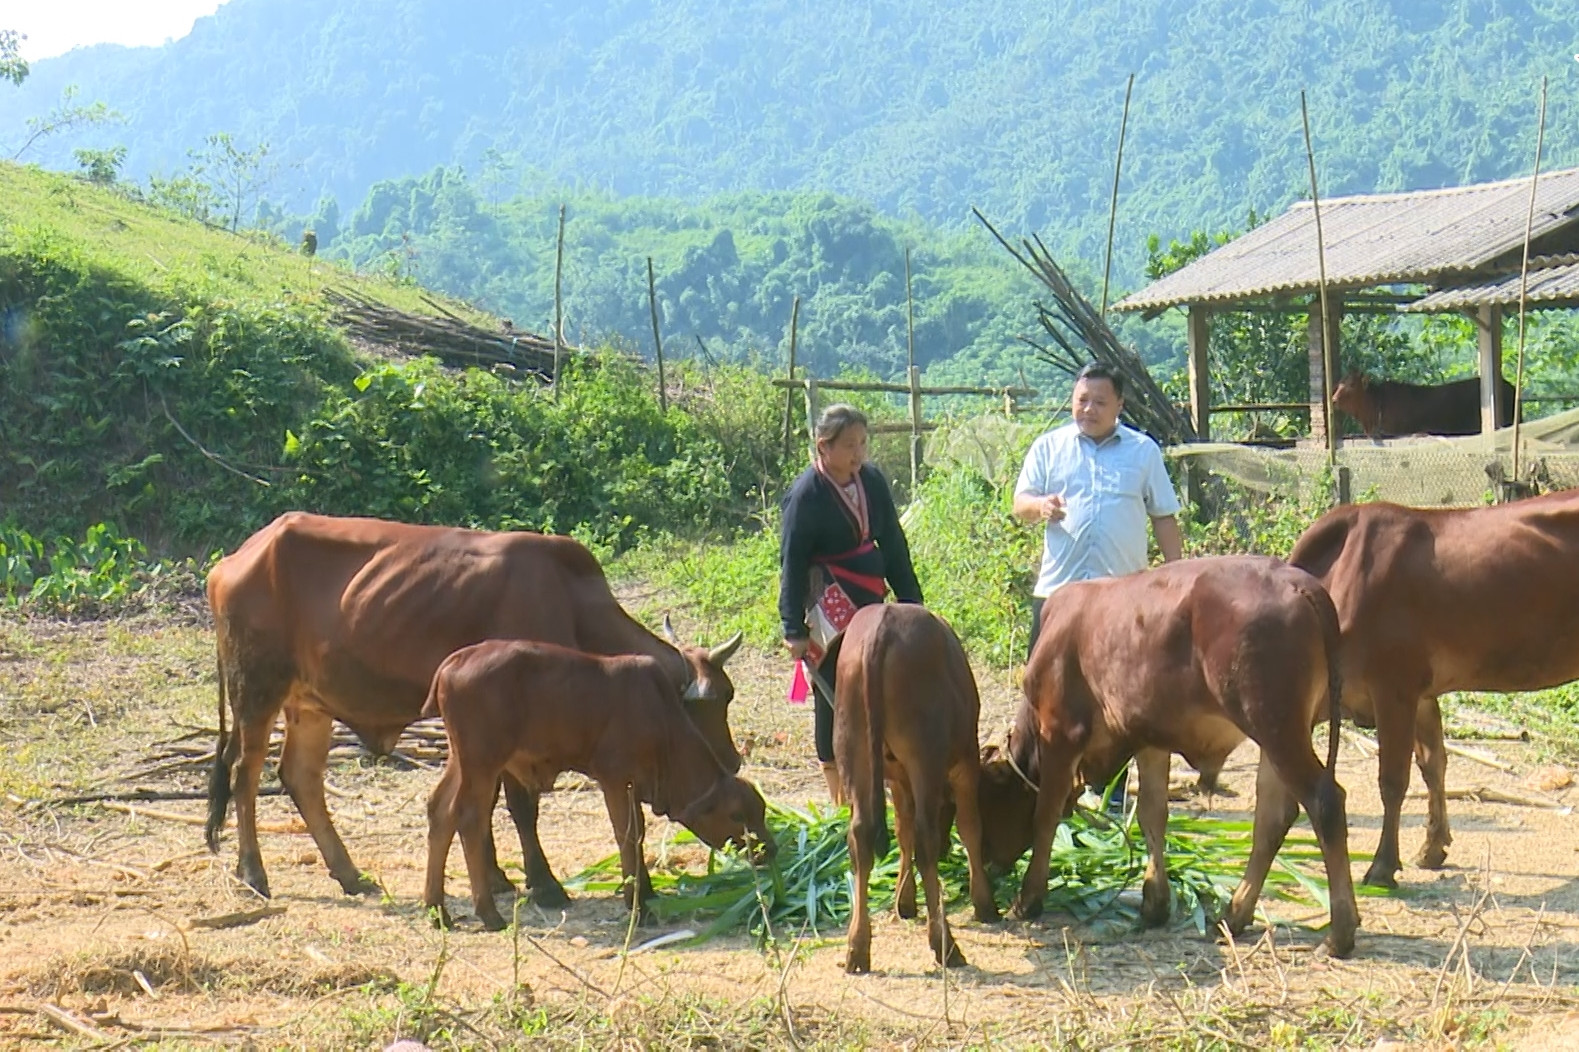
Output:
top-left (1015, 422), bottom-right (1182, 598)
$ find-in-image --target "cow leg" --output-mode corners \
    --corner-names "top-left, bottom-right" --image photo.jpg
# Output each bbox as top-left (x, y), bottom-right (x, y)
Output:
top-left (1135, 748), bottom-right (1173, 928)
top-left (948, 762), bottom-right (1000, 923)
top-left (1412, 695), bottom-right (1452, 870)
top-left (231, 706), bottom-right (282, 898)
top-left (891, 775), bottom-right (919, 921)
top-left (1012, 736), bottom-right (1082, 922)
top-left (912, 775), bottom-right (966, 968)
top-left (455, 772), bottom-right (509, 931)
top-left (602, 784), bottom-right (655, 922)
top-left (1224, 751), bottom-right (1299, 939)
top-left (477, 778), bottom-right (516, 897)
top-left (500, 778), bottom-right (570, 909)
top-left (423, 764), bottom-right (461, 929)
top-left (844, 783), bottom-right (879, 974)
top-left (279, 707), bottom-right (377, 895)
top-left (1365, 691), bottom-right (1418, 888)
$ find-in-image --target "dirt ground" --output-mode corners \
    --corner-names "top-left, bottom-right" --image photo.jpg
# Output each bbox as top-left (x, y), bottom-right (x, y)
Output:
top-left (4, 610), bottom-right (1579, 1049)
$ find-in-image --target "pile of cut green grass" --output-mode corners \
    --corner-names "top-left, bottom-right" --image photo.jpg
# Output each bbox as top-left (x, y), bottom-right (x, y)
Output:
top-left (569, 801), bottom-right (1374, 945)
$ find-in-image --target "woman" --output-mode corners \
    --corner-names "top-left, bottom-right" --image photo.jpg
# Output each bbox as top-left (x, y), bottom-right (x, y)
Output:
top-left (779, 404), bottom-right (923, 804)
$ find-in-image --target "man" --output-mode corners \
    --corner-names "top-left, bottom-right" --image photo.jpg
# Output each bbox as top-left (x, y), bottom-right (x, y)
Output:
top-left (1012, 362), bottom-right (1184, 815)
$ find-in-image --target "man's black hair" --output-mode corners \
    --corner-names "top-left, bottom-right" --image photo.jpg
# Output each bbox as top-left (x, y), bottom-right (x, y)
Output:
top-left (1075, 362), bottom-right (1124, 399)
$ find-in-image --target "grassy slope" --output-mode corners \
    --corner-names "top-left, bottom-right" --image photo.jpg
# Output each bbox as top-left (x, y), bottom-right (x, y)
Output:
top-left (0, 161), bottom-right (496, 326)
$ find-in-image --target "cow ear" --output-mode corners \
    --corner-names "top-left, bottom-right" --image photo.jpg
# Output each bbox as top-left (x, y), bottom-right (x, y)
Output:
top-left (708, 631), bottom-right (743, 668)
top-left (661, 614), bottom-right (681, 646)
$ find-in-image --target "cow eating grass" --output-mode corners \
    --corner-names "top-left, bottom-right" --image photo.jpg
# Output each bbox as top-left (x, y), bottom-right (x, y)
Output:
top-left (422, 640), bottom-right (774, 929)
top-left (204, 512), bottom-right (742, 903)
top-left (978, 556), bottom-right (1360, 958)
top-left (834, 603), bottom-right (999, 973)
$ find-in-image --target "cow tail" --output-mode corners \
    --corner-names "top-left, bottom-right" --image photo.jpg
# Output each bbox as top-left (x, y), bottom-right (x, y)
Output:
top-left (863, 629), bottom-right (891, 861)
top-left (205, 649), bottom-right (234, 852)
top-left (1309, 584), bottom-right (1344, 782)
top-left (419, 669), bottom-right (443, 721)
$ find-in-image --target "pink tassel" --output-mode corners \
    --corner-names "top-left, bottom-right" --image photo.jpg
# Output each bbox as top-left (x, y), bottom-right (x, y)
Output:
top-left (787, 659), bottom-right (810, 705)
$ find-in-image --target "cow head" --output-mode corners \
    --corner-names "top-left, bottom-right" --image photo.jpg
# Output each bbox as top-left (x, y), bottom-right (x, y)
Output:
top-left (677, 775), bottom-right (776, 865)
top-left (977, 742), bottom-right (1041, 872)
top-left (663, 615), bottom-right (745, 774)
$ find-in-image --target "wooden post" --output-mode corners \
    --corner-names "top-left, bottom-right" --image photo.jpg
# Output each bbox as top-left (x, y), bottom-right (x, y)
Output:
top-left (1307, 308), bottom-right (1329, 444)
top-left (781, 296), bottom-right (801, 461)
top-left (646, 257), bottom-right (667, 413)
top-left (1478, 304), bottom-right (1505, 434)
top-left (804, 376), bottom-right (820, 462)
top-left (1004, 389), bottom-right (1014, 418)
top-left (552, 203), bottom-right (566, 396)
top-left (904, 247), bottom-right (916, 374)
top-left (1100, 72), bottom-right (1136, 319)
top-left (1186, 306), bottom-right (1211, 441)
top-left (908, 365), bottom-right (923, 492)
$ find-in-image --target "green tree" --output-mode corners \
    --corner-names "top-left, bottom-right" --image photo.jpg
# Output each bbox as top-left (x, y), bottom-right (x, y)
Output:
top-left (10, 85), bottom-right (119, 160)
top-left (73, 145), bottom-right (126, 185)
top-left (0, 28), bottom-right (25, 86)
top-left (191, 133), bottom-right (273, 232)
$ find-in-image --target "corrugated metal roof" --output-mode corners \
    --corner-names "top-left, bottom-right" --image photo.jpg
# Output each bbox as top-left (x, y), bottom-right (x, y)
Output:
top-left (1409, 255), bottom-right (1579, 311)
top-left (1114, 167), bottom-right (1579, 313)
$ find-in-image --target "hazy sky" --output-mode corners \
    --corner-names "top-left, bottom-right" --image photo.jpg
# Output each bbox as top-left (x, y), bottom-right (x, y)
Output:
top-left (10, 1), bottom-right (227, 62)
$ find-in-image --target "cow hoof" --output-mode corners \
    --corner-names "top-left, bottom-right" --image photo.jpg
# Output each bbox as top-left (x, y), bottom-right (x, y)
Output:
top-left (1414, 844), bottom-right (1448, 870)
top-left (236, 864), bottom-right (271, 899)
top-left (941, 944), bottom-right (967, 968)
top-left (1141, 889), bottom-right (1171, 929)
top-left (845, 951), bottom-right (871, 975)
top-left (339, 872), bottom-right (381, 897)
top-left (974, 904), bottom-right (1001, 924)
top-left (427, 904), bottom-right (455, 930)
top-left (530, 883), bottom-right (571, 910)
top-left (1011, 896), bottom-right (1043, 922)
top-left (478, 910), bottom-right (509, 932)
top-left (1361, 862), bottom-right (1400, 889)
top-left (896, 897), bottom-right (918, 921)
top-left (1323, 930), bottom-right (1356, 959)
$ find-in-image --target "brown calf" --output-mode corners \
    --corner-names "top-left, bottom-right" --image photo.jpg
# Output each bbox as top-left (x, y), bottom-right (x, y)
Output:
top-left (834, 604), bottom-right (999, 973)
top-left (1290, 490), bottom-right (1579, 886)
top-left (422, 640), bottom-right (773, 929)
top-left (1331, 370), bottom-right (1514, 438)
top-left (978, 556), bottom-right (1359, 957)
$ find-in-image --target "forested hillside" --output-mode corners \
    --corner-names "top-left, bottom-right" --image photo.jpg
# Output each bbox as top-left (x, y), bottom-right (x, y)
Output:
top-left (4, 0), bottom-right (1575, 288)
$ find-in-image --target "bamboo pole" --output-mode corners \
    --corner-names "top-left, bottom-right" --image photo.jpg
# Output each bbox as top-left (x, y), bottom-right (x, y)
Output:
top-left (1100, 72), bottom-right (1135, 320)
top-left (553, 203), bottom-right (566, 396)
top-left (1510, 76), bottom-right (1548, 494)
top-left (804, 376), bottom-right (820, 461)
top-left (1300, 91), bottom-right (1337, 465)
top-left (782, 296), bottom-right (800, 461)
top-left (647, 256), bottom-right (667, 412)
top-left (908, 365), bottom-right (923, 491)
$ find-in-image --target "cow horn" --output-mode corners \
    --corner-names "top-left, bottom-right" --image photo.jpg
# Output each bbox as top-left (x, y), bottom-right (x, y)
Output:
top-left (708, 631), bottom-right (743, 667)
top-left (661, 614), bottom-right (681, 646)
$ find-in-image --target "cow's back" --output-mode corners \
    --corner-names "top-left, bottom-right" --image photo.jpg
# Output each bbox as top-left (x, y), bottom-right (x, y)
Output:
top-left (1292, 492), bottom-right (1579, 694)
top-left (209, 512), bottom-right (619, 732)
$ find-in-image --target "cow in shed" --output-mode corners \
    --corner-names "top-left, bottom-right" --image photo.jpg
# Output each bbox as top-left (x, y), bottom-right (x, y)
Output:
top-left (976, 556), bottom-right (1359, 957)
top-left (204, 512), bottom-right (742, 903)
top-left (1331, 370), bottom-right (1514, 438)
top-left (834, 603), bottom-right (999, 973)
top-left (421, 640), bottom-right (774, 929)
top-left (1290, 489), bottom-right (1579, 887)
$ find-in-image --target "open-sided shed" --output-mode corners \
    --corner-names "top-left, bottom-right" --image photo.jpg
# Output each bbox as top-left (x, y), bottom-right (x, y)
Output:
top-left (1114, 167), bottom-right (1579, 448)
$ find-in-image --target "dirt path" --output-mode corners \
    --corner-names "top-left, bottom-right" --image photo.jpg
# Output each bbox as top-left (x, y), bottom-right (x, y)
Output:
top-left (3, 613), bottom-right (1579, 1048)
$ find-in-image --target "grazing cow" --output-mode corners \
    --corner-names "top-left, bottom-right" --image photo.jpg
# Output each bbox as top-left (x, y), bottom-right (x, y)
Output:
top-left (204, 512), bottom-right (742, 902)
top-left (422, 641), bottom-right (774, 929)
top-left (1290, 490), bottom-right (1579, 887)
top-left (1331, 370), bottom-right (1514, 438)
top-left (835, 603), bottom-right (999, 973)
top-left (976, 556), bottom-right (1359, 957)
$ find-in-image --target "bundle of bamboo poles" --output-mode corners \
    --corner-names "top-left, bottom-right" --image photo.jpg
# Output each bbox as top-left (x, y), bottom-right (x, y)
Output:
top-left (323, 288), bottom-right (579, 379)
top-left (973, 210), bottom-right (1197, 446)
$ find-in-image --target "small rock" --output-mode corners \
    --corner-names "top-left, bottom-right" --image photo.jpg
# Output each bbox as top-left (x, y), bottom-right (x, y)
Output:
top-left (1525, 765), bottom-right (1573, 792)
top-left (570, 935), bottom-right (589, 948)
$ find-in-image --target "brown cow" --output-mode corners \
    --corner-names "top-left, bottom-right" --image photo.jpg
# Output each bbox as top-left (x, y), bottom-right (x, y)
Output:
top-left (835, 603), bottom-right (999, 973)
top-left (204, 512), bottom-right (742, 902)
top-left (977, 556), bottom-right (1359, 957)
top-left (1331, 370), bottom-right (1514, 438)
top-left (422, 641), bottom-right (774, 929)
top-left (1290, 490), bottom-right (1579, 887)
